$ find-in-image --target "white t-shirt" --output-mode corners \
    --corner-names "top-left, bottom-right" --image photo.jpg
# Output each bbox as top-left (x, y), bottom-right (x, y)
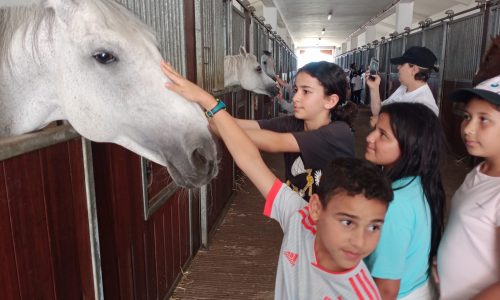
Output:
top-left (437, 162), bottom-right (500, 300)
top-left (382, 84), bottom-right (439, 115)
top-left (351, 76), bottom-right (363, 91)
top-left (264, 180), bottom-right (380, 300)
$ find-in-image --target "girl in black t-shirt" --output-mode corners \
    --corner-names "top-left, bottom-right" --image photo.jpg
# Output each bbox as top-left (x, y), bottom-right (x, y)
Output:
top-left (213, 61), bottom-right (357, 201)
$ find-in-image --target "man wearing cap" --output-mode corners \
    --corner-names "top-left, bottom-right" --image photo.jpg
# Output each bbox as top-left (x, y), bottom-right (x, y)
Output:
top-left (366, 46), bottom-right (440, 127)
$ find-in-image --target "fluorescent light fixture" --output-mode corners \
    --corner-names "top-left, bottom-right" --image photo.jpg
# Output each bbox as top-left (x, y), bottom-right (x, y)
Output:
top-left (327, 12), bottom-right (332, 20)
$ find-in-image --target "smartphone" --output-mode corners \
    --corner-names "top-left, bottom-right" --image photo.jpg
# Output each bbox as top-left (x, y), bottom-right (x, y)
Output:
top-left (369, 58), bottom-right (379, 80)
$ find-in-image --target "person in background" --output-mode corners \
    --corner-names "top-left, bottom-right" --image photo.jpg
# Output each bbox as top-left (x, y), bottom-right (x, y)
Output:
top-left (351, 71), bottom-right (363, 104)
top-left (161, 60), bottom-right (394, 299)
top-left (364, 103), bottom-right (446, 299)
top-left (365, 46), bottom-right (439, 127)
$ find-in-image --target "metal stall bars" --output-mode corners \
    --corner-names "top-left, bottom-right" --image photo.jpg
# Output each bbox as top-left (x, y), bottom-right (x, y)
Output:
top-left (422, 22), bottom-right (446, 107)
top-left (377, 39), bottom-right (390, 101)
top-left (230, 1), bottom-right (252, 121)
top-left (195, 0), bottom-right (234, 250)
top-left (442, 10), bottom-right (485, 156)
top-left (387, 36), bottom-right (404, 96)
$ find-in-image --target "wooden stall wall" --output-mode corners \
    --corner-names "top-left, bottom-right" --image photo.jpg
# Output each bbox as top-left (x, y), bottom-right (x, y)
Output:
top-left (0, 138), bottom-right (94, 299)
top-left (91, 143), bottom-right (192, 299)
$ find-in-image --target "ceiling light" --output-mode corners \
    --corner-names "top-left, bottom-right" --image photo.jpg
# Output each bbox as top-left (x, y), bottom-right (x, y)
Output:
top-left (327, 12), bottom-right (332, 21)
top-left (321, 28), bottom-right (325, 35)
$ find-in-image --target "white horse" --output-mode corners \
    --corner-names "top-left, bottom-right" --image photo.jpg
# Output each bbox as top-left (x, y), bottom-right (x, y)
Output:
top-left (0, 0), bottom-right (218, 188)
top-left (224, 47), bottom-right (279, 96)
top-left (261, 50), bottom-right (277, 81)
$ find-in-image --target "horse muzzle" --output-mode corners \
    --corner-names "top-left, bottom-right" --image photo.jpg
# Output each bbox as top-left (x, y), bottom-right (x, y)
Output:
top-left (267, 85), bottom-right (280, 97)
top-left (165, 140), bottom-right (219, 188)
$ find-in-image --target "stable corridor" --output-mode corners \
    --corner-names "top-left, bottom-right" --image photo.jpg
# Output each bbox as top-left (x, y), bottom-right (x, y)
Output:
top-left (171, 106), bottom-right (471, 300)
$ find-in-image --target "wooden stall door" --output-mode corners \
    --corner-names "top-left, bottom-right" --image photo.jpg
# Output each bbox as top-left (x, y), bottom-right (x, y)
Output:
top-left (0, 139), bottom-right (94, 299)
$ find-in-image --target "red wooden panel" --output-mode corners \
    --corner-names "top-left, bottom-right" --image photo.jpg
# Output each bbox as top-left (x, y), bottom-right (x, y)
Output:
top-left (166, 199), bottom-right (176, 289)
top-left (190, 190), bottom-right (201, 254)
top-left (39, 142), bottom-right (83, 299)
top-left (179, 191), bottom-right (190, 264)
top-left (153, 214), bottom-right (167, 296)
top-left (94, 142), bottom-right (195, 299)
top-left (144, 221), bottom-right (158, 300)
top-left (92, 143), bottom-right (121, 298)
top-left (171, 197), bottom-right (181, 287)
top-left (67, 139), bottom-right (95, 299)
top-left (3, 152), bottom-right (55, 299)
top-left (0, 161), bottom-right (21, 299)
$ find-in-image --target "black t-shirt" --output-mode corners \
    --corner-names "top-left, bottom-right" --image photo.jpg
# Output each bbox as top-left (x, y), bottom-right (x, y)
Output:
top-left (258, 116), bottom-right (354, 201)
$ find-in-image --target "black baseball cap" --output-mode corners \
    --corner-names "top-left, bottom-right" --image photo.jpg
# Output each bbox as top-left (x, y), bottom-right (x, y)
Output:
top-left (390, 46), bottom-right (439, 71)
top-left (450, 75), bottom-right (500, 106)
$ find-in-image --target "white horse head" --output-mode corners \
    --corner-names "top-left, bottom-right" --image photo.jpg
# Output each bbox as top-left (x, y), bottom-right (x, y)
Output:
top-left (261, 50), bottom-right (277, 81)
top-left (224, 46), bottom-right (279, 96)
top-left (0, 0), bottom-right (218, 188)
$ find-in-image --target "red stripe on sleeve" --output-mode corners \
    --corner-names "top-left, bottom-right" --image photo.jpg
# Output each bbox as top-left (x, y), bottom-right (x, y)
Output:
top-left (356, 273), bottom-right (374, 300)
top-left (263, 179), bottom-right (283, 217)
top-left (361, 269), bottom-right (380, 300)
top-left (348, 277), bottom-right (364, 300)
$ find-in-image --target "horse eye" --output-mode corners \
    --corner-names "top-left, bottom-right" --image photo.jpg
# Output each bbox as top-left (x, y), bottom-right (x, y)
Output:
top-left (256, 66), bottom-right (262, 72)
top-left (93, 51), bottom-right (117, 64)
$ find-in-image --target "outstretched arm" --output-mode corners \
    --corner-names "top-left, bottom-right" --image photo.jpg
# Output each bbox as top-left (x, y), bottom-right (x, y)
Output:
top-left (211, 121), bottom-right (300, 153)
top-left (160, 61), bottom-right (277, 197)
top-left (365, 73), bottom-right (382, 127)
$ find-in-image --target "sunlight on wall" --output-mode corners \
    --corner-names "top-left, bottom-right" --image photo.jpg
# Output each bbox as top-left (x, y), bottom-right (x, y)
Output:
top-left (297, 48), bottom-right (334, 68)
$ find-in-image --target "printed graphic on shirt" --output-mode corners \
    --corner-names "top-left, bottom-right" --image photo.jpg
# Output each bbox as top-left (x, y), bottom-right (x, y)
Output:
top-left (284, 251), bottom-right (298, 267)
top-left (288, 156), bottom-right (321, 198)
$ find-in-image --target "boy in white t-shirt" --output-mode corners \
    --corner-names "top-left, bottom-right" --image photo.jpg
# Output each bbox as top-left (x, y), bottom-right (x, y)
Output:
top-left (160, 61), bottom-right (394, 300)
top-left (366, 46), bottom-right (439, 127)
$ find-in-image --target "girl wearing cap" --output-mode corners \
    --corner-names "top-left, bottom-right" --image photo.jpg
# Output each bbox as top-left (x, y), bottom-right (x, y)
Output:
top-left (366, 46), bottom-right (439, 127)
top-left (436, 75), bottom-right (500, 300)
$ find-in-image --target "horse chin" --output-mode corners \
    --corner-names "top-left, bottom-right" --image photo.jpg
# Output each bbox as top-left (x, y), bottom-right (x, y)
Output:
top-left (266, 85), bottom-right (280, 97)
top-left (165, 160), bottom-right (218, 189)
top-left (113, 137), bottom-right (217, 188)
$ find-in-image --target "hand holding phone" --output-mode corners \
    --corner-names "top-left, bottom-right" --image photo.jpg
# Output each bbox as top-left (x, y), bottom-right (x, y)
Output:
top-left (369, 58), bottom-right (379, 80)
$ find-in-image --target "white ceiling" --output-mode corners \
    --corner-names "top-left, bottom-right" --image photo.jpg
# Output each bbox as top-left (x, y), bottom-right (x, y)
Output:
top-left (249, 0), bottom-right (477, 48)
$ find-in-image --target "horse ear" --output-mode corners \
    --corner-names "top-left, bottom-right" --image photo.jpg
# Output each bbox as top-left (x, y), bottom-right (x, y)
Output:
top-left (239, 46), bottom-right (248, 57)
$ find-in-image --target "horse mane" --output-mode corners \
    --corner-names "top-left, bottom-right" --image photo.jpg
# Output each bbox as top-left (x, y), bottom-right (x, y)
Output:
top-left (473, 36), bottom-right (500, 86)
top-left (0, 4), bottom-right (52, 67)
top-left (0, 0), bottom-right (157, 68)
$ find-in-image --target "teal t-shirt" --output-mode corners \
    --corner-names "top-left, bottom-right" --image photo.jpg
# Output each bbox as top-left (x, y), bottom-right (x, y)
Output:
top-left (364, 176), bottom-right (431, 298)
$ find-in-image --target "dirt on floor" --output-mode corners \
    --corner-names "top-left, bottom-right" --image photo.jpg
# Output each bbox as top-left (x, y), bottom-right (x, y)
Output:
top-left (171, 105), bottom-right (471, 300)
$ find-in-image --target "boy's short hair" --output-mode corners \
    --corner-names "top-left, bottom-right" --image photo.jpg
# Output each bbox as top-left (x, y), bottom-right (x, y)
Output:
top-left (316, 157), bottom-right (393, 208)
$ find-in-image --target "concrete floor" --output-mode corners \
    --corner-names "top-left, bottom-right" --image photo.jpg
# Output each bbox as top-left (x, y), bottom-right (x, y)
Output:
top-left (171, 106), bottom-right (471, 299)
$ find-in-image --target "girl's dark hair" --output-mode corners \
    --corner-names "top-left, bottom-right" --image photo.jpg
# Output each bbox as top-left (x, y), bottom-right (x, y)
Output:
top-left (380, 103), bottom-right (445, 274)
top-left (297, 61), bottom-right (357, 127)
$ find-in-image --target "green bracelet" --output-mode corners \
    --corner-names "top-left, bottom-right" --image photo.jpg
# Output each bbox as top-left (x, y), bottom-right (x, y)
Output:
top-left (205, 99), bottom-right (227, 118)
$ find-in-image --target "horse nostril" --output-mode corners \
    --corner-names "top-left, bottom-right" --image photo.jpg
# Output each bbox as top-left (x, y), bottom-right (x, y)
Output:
top-left (192, 148), bottom-right (208, 166)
